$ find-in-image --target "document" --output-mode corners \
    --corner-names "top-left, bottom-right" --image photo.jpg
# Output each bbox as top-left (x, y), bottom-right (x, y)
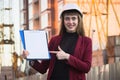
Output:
top-left (19, 30), bottom-right (50, 60)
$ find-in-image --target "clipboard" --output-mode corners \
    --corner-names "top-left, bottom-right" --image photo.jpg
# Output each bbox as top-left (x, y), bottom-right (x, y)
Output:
top-left (19, 30), bottom-right (51, 60)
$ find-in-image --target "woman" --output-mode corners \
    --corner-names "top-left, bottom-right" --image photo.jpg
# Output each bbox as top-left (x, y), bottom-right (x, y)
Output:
top-left (22, 3), bottom-right (92, 80)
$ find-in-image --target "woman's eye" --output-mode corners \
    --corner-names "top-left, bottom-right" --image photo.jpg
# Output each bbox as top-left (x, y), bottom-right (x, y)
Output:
top-left (65, 17), bottom-right (70, 21)
top-left (72, 17), bottom-right (76, 20)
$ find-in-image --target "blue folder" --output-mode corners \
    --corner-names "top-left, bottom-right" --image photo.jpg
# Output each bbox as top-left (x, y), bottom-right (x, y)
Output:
top-left (19, 30), bottom-right (51, 60)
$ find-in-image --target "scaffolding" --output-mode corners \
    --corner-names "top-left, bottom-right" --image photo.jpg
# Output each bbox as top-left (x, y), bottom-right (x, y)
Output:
top-left (73, 0), bottom-right (120, 50)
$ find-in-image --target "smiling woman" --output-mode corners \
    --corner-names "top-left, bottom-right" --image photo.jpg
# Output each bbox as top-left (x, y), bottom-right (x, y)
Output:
top-left (22, 3), bottom-right (92, 80)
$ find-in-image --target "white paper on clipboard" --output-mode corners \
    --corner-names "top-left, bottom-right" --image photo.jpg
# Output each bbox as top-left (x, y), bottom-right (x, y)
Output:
top-left (23, 30), bottom-right (50, 59)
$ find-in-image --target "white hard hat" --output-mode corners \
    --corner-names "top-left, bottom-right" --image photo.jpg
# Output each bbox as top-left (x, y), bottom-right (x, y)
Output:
top-left (60, 3), bottom-right (83, 17)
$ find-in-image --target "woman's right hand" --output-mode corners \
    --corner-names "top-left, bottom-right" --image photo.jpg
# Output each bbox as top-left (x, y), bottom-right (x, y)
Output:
top-left (21, 50), bottom-right (29, 59)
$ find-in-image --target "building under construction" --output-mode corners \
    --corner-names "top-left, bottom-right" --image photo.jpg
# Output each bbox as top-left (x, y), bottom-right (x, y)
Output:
top-left (0, 0), bottom-right (120, 80)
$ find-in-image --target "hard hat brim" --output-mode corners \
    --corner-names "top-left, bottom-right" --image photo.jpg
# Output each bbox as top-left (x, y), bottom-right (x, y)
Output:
top-left (60, 3), bottom-right (83, 18)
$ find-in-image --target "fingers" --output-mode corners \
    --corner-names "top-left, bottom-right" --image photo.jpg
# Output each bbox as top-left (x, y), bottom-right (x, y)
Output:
top-left (58, 46), bottom-right (63, 51)
top-left (21, 50), bottom-right (29, 58)
top-left (49, 51), bottom-right (58, 54)
top-left (50, 46), bottom-right (63, 54)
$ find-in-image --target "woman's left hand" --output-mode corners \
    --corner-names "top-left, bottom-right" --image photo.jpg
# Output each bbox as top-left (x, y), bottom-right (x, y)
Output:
top-left (50, 46), bottom-right (70, 60)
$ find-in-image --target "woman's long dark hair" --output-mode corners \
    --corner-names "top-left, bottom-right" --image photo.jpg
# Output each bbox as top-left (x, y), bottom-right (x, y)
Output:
top-left (59, 10), bottom-right (85, 36)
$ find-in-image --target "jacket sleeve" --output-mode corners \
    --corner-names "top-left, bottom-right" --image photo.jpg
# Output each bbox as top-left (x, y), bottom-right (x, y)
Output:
top-left (29, 60), bottom-right (50, 74)
top-left (67, 38), bottom-right (92, 73)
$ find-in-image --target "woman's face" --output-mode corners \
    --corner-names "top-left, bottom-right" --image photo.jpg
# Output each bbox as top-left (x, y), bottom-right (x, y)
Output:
top-left (64, 14), bottom-right (78, 33)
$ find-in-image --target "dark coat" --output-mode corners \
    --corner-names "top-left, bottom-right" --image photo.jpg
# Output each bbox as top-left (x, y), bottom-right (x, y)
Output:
top-left (30, 35), bottom-right (92, 80)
